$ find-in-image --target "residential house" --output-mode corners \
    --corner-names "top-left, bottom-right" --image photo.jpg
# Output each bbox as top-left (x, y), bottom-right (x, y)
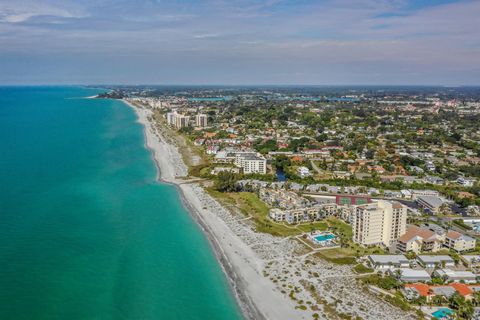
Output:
top-left (434, 269), bottom-right (477, 284)
top-left (417, 255), bottom-right (455, 269)
top-left (444, 231), bottom-right (476, 253)
top-left (389, 268), bottom-right (431, 282)
top-left (368, 255), bottom-right (410, 270)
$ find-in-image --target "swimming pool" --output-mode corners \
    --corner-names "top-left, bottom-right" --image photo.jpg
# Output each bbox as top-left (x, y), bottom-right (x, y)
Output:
top-left (314, 234), bottom-right (336, 242)
top-left (432, 307), bottom-right (454, 319)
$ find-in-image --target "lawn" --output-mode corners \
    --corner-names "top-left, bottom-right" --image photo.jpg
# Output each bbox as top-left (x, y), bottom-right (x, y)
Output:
top-left (206, 190), bottom-right (329, 237)
top-left (314, 218), bottom-right (386, 264)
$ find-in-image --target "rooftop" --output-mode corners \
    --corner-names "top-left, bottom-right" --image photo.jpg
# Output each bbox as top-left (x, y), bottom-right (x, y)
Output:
top-left (417, 255), bottom-right (454, 263)
top-left (417, 195), bottom-right (444, 208)
top-left (368, 255), bottom-right (409, 264)
top-left (398, 226), bottom-right (437, 243)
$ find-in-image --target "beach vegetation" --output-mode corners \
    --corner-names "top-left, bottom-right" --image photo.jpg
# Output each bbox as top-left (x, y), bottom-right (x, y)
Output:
top-left (214, 171), bottom-right (240, 192)
top-left (353, 264), bottom-right (373, 274)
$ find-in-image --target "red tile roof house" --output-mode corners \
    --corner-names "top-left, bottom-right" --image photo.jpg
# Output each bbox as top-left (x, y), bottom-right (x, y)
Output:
top-left (403, 283), bottom-right (474, 302)
top-left (450, 283), bottom-right (474, 300)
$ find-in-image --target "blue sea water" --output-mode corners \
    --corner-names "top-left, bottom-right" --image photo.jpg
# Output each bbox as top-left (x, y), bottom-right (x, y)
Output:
top-left (0, 86), bottom-right (242, 320)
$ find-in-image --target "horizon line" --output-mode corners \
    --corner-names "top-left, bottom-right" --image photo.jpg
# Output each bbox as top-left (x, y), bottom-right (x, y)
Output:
top-left (1, 83), bottom-right (480, 88)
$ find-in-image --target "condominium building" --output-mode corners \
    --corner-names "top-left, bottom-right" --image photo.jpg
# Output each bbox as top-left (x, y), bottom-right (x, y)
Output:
top-left (352, 200), bottom-right (407, 247)
top-left (396, 225), bottom-right (445, 254)
top-left (234, 152), bottom-right (267, 174)
top-left (269, 203), bottom-right (350, 224)
top-left (166, 112), bottom-right (177, 126)
top-left (259, 188), bottom-right (311, 210)
top-left (195, 114), bottom-right (208, 127)
top-left (269, 207), bottom-right (321, 224)
top-left (444, 231), bottom-right (476, 252)
top-left (165, 111), bottom-right (191, 129)
top-left (174, 114), bottom-right (190, 129)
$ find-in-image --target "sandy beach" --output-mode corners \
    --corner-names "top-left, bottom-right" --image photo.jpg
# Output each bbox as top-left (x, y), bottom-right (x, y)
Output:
top-left (123, 100), bottom-right (414, 320)
top-left (124, 100), bottom-right (308, 320)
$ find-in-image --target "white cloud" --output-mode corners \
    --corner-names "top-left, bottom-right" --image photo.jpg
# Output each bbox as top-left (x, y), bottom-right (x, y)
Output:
top-left (194, 33), bottom-right (221, 39)
top-left (0, 1), bottom-right (86, 23)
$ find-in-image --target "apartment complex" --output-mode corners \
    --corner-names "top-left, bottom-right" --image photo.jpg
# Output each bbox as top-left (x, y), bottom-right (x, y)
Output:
top-left (445, 231), bottom-right (476, 253)
top-left (352, 200), bottom-right (407, 247)
top-left (166, 112), bottom-right (190, 129)
top-left (234, 152), bottom-right (267, 174)
top-left (195, 114), bottom-right (208, 127)
top-left (269, 203), bottom-right (349, 224)
top-left (166, 112), bottom-right (176, 126)
top-left (397, 225), bottom-right (445, 254)
top-left (259, 188), bottom-right (311, 210)
top-left (175, 114), bottom-right (190, 129)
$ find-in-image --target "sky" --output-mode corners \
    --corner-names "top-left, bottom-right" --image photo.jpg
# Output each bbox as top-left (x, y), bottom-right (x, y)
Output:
top-left (0, 0), bottom-right (479, 85)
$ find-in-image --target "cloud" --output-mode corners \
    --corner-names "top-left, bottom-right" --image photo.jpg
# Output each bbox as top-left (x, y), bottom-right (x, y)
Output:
top-left (0, 1), bottom-right (86, 23)
top-left (194, 33), bottom-right (221, 39)
top-left (0, 0), bottom-right (479, 85)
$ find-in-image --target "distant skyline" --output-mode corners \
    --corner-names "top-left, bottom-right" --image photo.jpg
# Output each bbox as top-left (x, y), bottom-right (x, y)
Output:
top-left (1, 0), bottom-right (479, 85)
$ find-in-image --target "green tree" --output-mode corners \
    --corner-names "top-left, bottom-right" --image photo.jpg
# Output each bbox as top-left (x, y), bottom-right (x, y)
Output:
top-left (214, 172), bottom-right (239, 192)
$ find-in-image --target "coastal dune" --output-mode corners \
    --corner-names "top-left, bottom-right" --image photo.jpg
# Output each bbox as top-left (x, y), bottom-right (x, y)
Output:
top-left (124, 101), bottom-right (308, 320)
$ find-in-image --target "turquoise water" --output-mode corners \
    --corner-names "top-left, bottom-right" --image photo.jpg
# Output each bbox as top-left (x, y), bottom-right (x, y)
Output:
top-left (314, 234), bottom-right (335, 242)
top-left (0, 87), bottom-right (242, 320)
top-left (432, 307), bottom-right (454, 318)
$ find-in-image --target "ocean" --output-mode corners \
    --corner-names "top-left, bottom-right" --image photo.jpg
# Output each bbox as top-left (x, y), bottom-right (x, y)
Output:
top-left (0, 86), bottom-right (242, 320)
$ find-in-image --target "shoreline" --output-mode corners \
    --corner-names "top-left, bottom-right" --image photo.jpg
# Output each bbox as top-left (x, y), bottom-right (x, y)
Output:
top-left (120, 99), bottom-right (416, 320)
top-left (121, 99), bottom-right (298, 320)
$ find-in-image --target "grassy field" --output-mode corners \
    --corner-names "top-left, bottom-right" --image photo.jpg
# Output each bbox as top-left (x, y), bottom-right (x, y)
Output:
top-left (206, 189), bottom-right (329, 237)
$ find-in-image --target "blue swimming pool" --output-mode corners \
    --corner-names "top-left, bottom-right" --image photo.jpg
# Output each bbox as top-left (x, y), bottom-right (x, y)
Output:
top-left (314, 234), bottom-right (335, 242)
top-left (432, 307), bottom-right (454, 319)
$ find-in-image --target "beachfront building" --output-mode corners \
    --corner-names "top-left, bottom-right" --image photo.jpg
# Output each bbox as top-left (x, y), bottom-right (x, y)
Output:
top-left (352, 200), bottom-right (407, 247)
top-left (368, 255), bottom-right (410, 270)
top-left (269, 207), bottom-right (322, 224)
top-left (235, 152), bottom-right (267, 174)
top-left (417, 255), bottom-right (455, 268)
top-left (195, 114), bottom-right (208, 127)
top-left (166, 111), bottom-right (177, 125)
top-left (389, 268), bottom-right (431, 283)
top-left (444, 231), bottom-right (476, 253)
top-left (166, 111), bottom-right (191, 129)
top-left (174, 114), bottom-right (190, 129)
top-left (259, 188), bottom-right (311, 210)
top-left (268, 202), bottom-right (351, 224)
top-left (396, 225), bottom-right (445, 254)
